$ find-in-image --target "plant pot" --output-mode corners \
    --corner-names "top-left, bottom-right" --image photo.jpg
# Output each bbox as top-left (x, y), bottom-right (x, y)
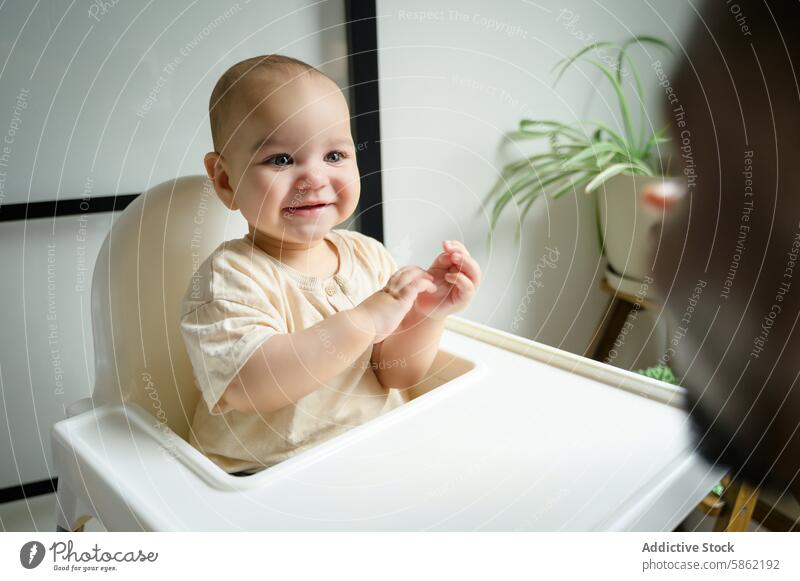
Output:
top-left (595, 172), bottom-right (679, 283)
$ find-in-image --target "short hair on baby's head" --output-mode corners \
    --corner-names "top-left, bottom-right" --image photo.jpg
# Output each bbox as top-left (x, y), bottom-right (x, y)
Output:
top-left (208, 54), bottom-right (331, 153)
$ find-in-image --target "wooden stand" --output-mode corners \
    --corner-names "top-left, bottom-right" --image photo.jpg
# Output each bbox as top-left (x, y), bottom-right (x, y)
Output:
top-left (696, 474), bottom-right (799, 532)
top-left (587, 277), bottom-right (656, 361)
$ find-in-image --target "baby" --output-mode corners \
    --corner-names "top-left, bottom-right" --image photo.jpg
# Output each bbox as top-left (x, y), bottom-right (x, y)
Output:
top-left (180, 54), bottom-right (481, 475)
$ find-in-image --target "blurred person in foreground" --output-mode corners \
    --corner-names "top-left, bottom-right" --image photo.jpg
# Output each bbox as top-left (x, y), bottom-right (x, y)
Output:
top-left (651, 0), bottom-right (800, 501)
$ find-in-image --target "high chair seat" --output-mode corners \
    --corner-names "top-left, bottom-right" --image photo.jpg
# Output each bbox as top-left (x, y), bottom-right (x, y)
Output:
top-left (51, 175), bottom-right (725, 531)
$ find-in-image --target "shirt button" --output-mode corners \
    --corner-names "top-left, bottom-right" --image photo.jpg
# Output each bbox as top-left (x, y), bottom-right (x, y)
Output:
top-left (325, 285), bottom-right (336, 296)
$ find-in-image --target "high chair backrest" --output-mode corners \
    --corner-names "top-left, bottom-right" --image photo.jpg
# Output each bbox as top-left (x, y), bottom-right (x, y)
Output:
top-left (90, 175), bottom-right (248, 440)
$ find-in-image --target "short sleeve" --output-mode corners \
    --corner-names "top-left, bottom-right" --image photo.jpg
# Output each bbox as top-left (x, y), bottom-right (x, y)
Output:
top-left (180, 298), bottom-right (284, 416)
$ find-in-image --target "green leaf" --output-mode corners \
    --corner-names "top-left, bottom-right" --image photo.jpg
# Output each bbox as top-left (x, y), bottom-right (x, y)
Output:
top-left (489, 188), bottom-right (518, 231)
top-left (551, 173), bottom-right (594, 199)
top-left (618, 51), bottom-right (649, 152)
top-left (584, 162), bottom-right (644, 193)
top-left (519, 119), bottom-right (577, 132)
top-left (518, 188), bottom-right (542, 220)
top-left (584, 59), bottom-right (637, 147)
top-left (551, 42), bottom-right (618, 86)
top-left (614, 36), bottom-right (673, 152)
top-left (616, 36), bottom-right (674, 84)
top-left (492, 182), bottom-right (539, 234)
top-left (593, 186), bottom-right (605, 255)
top-left (596, 151), bottom-right (616, 166)
top-left (520, 170), bottom-right (588, 211)
top-left (506, 130), bottom-right (548, 141)
top-left (517, 119), bottom-right (589, 143)
top-left (512, 171), bottom-right (592, 240)
top-left (642, 126), bottom-right (671, 155)
top-left (489, 169), bottom-right (565, 231)
top-left (513, 189), bottom-right (545, 242)
top-left (560, 141), bottom-right (630, 168)
top-left (481, 154), bottom-right (563, 213)
top-left (586, 120), bottom-right (630, 152)
top-left (627, 157), bottom-right (657, 176)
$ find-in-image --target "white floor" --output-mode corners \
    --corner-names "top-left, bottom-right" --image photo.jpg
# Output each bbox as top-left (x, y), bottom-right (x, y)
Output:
top-left (0, 493), bottom-right (106, 532)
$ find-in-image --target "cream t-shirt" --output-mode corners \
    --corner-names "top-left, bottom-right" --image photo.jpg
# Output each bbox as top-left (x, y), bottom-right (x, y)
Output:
top-left (180, 228), bottom-right (408, 474)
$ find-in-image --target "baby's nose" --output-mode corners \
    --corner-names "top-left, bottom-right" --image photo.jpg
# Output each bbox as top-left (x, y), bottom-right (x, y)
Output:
top-left (295, 170), bottom-right (326, 192)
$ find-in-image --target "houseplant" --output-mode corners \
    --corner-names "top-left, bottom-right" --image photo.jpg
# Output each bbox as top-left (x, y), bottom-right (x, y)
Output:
top-left (636, 364), bottom-right (677, 384)
top-left (486, 36), bottom-right (675, 282)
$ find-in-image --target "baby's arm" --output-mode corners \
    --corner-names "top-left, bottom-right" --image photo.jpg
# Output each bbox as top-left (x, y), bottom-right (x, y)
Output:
top-left (222, 307), bottom-right (375, 415)
top-left (372, 240), bottom-right (481, 391)
top-left (371, 310), bottom-right (445, 391)
top-left (221, 268), bottom-right (434, 415)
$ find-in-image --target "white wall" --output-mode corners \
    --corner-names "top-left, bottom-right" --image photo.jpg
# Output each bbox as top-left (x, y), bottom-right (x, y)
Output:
top-left (376, 0), bottom-right (695, 359)
top-left (0, 0), bottom-right (349, 489)
top-left (0, 212), bottom-right (116, 488)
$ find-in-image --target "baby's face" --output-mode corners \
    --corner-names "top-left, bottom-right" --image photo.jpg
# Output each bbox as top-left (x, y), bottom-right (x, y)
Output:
top-left (221, 74), bottom-right (359, 244)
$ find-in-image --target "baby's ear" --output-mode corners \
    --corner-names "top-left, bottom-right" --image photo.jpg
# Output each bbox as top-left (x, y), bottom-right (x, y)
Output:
top-left (203, 152), bottom-right (238, 210)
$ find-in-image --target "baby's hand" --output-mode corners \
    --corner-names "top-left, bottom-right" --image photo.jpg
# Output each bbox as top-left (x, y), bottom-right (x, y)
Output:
top-left (413, 240), bottom-right (481, 320)
top-left (359, 266), bottom-right (437, 343)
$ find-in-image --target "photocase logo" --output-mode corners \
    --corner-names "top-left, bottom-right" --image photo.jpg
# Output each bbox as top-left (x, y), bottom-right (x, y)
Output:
top-left (19, 541), bottom-right (45, 569)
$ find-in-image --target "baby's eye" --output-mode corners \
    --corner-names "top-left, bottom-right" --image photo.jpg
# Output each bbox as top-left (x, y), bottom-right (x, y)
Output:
top-left (265, 153), bottom-right (292, 167)
top-left (325, 150), bottom-right (346, 163)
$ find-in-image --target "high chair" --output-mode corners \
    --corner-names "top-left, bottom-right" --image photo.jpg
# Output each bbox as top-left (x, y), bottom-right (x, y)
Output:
top-left (52, 175), bottom-right (726, 531)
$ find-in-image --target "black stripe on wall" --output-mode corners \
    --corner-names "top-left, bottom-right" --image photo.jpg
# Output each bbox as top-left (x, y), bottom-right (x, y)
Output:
top-left (0, 478), bottom-right (58, 505)
top-left (345, 0), bottom-right (385, 243)
top-left (0, 194), bottom-right (138, 222)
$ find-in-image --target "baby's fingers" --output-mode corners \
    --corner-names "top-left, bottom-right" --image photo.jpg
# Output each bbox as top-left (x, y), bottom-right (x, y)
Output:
top-left (415, 277), bottom-right (437, 294)
top-left (444, 271), bottom-right (475, 297)
top-left (387, 266), bottom-right (431, 291)
top-left (397, 276), bottom-right (436, 302)
top-left (449, 252), bottom-right (481, 285)
top-left (385, 266), bottom-right (433, 301)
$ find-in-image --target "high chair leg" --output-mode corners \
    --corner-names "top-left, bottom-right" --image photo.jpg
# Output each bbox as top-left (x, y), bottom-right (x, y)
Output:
top-left (54, 481), bottom-right (94, 532)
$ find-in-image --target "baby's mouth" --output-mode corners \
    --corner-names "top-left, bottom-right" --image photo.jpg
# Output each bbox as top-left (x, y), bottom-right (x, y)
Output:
top-left (283, 202), bottom-right (332, 216)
